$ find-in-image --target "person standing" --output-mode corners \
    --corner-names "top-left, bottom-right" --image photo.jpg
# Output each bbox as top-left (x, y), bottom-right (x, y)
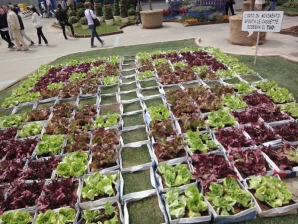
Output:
top-left (13, 8), bottom-right (34, 46)
top-left (30, 7), bottom-right (48, 46)
top-left (133, 0), bottom-right (138, 11)
top-left (226, 0), bottom-right (236, 16)
top-left (84, 2), bottom-right (104, 48)
top-left (267, 0), bottom-right (277, 11)
top-left (46, 0), bottom-right (55, 18)
top-left (0, 6), bottom-right (14, 48)
top-left (61, 0), bottom-right (68, 11)
top-left (135, 0), bottom-right (142, 26)
top-left (41, 1), bottom-right (47, 18)
top-left (255, 0), bottom-right (266, 11)
top-left (56, 4), bottom-right (76, 39)
top-left (4, 5), bottom-right (28, 51)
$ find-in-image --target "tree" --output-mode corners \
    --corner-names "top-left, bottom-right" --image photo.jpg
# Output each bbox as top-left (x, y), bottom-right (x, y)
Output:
top-left (250, 0), bottom-right (255, 11)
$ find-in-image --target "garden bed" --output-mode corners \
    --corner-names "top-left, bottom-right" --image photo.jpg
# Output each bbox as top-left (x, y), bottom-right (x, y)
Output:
top-left (1, 46), bottom-right (298, 223)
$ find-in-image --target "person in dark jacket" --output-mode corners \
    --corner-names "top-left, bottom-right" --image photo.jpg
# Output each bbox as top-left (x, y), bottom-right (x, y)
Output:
top-left (226, 0), bottom-right (236, 16)
top-left (13, 8), bottom-right (34, 46)
top-left (135, 0), bottom-right (142, 26)
top-left (56, 4), bottom-right (76, 39)
top-left (0, 9), bottom-right (14, 48)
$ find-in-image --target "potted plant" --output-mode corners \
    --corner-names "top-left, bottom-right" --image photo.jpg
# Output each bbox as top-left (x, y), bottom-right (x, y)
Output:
top-left (69, 16), bottom-right (79, 27)
top-left (67, 9), bottom-right (78, 18)
top-left (140, 0), bottom-right (163, 29)
top-left (120, 0), bottom-right (129, 23)
top-left (80, 16), bottom-right (89, 29)
top-left (104, 0), bottom-right (114, 25)
top-left (128, 7), bottom-right (136, 19)
top-left (94, 0), bottom-right (104, 22)
top-left (77, 8), bottom-right (85, 19)
top-left (113, 0), bottom-right (121, 22)
top-left (68, 0), bottom-right (75, 10)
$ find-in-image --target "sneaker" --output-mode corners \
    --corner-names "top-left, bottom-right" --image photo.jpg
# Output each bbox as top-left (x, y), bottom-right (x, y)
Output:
top-left (65, 37), bottom-right (68, 40)
top-left (39, 44), bottom-right (42, 46)
top-left (45, 43), bottom-right (48, 46)
top-left (73, 33), bottom-right (77, 37)
top-left (101, 40), bottom-right (104, 45)
top-left (16, 48), bottom-right (22, 51)
top-left (23, 48), bottom-right (29, 51)
top-left (9, 43), bottom-right (15, 48)
top-left (91, 45), bottom-right (97, 48)
top-left (29, 42), bottom-right (34, 46)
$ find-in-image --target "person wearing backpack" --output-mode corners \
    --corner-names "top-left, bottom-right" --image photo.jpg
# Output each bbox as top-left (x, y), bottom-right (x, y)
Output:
top-left (56, 4), bottom-right (76, 39)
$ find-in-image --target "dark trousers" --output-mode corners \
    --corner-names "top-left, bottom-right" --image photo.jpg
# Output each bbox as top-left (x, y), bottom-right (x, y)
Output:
top-left (135, 12), bottom-right (142, 24)
top-left (89, 24), bottom-right (102, 46)
top-left (0, 30), bottom-right (13, 46)
top-left (226, 2), bottom-right (235, 15)
top-left (60, 21), bottom-right (74, 39)
top-left (36, 27), bottom-right (48, 44)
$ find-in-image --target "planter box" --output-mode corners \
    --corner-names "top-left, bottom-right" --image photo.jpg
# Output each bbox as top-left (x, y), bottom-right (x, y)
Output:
top-left (163, 184), bottom-right (212, 224)
top-left (244, 175), bottom-right (298, 217)
top-left (72, 22), bottom-right (79, 27)
top-left (105, 19), bottom-right (114, 26)
top-left (78, 170), bottom-right (123, 210)
top-left (154, 157), bottom-right (196, 193)
top-left (81, 24), bottom-right (89, 29)
top-left (205, 180), bottom-right (256, 223)
top-left (140, 10), bottom-right (163, 29)
top-left (78, 200), bottom-right (124, 224)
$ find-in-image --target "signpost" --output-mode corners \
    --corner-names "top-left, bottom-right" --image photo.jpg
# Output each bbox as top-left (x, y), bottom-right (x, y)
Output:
top-left (241, 11), bottom-right (284, 64)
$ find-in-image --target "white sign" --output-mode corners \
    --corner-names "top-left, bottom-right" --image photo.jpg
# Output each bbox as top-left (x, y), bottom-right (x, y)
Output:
top-left (242, 11), bottom-right (284, 37)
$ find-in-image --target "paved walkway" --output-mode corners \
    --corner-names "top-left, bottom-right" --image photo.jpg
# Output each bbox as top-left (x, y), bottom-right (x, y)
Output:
top-left (0, 1), bottom-right (297, 91)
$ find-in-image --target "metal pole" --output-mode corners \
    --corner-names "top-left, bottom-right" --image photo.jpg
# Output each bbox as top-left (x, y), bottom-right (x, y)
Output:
top-left (254, 31), bottom-right (260, 65)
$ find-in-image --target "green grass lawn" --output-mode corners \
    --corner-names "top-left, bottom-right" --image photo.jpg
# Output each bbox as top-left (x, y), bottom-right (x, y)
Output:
top-left (276, 5), bottom-right (298, 15)
top-left (61, 18), bottom-right (137, 36)
top-left (1, 39), bottom-right (298, 224)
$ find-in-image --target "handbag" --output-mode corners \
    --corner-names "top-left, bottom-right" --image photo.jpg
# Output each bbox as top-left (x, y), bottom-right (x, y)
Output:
top-left (89, 10), bottom-right (101, 26)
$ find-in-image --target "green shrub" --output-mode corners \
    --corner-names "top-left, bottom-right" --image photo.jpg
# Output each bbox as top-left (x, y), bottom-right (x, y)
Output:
top-left (80, 16), bottom-right (88, 25)
top-left (69, 16), bottom-right (79, 24)
top-left (282, 0), bottom-right (298, 7)
top-left (95, 2), bottom-right (103, 16)
top-left (68, 9), bottom-right (78, 17)
top-left (77, 8), bottom-right (85, 18)
top-left (76, 2), bottom-right (84, 9)
top-left (114, 0), bottom-right (120, 16)
top-left (128, 7), bottom-right (135, 16)
top-left (120, 0), bottom-right (128, 18)
top-left (104, 4), bottom-right (114, 20)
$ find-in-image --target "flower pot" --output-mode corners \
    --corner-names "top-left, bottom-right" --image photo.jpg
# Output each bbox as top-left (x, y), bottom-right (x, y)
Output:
top-left (113, 15), bottom-right (120, 22)
top-left (140, 9), bottom-right (163, 29)
top-left (105, 19), bottom-right (114, 26)
top-left (229, 14), bottom-right (267, 46)
top-left (99, 16), bottom-right (104, 22)
top-left (81, 24), bottom-right (89, 29)
top-left (72, 22), bottom-right (80, 27)
top-left (121, 17), bottom-right (129, 24)
top-left (129, 15), bottom-right (135, 20)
